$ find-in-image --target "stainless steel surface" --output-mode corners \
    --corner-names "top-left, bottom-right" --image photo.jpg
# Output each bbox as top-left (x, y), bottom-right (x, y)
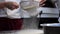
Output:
top-left (38, 7), bottom-right (59, 18)
top-left (41, 23), bottom-right (60, 27)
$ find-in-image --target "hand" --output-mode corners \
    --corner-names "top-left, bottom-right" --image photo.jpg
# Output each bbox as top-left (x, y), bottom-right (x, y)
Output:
top-left (39, 0), bottom-right (46, 7)
top-left (5, 2), bottom-right (19, 10)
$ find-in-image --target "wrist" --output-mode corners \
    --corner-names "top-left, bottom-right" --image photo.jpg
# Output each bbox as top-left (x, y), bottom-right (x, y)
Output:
top-left (3, 2), bottom-right (8, 8)
top-left (1, 2), bottom-right (7, 8)
top-left (0, 2), bottom-right (6, 9)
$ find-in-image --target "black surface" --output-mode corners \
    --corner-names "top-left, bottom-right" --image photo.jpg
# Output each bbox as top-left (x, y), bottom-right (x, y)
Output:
top-left (38, 18), bottom-right (59, 29)
top-left (38, 0), bottom-right (58, 29)
top-left (40, 0), bottom-right (56, 8)
top-left (44, 26), bottom-right (60, 34)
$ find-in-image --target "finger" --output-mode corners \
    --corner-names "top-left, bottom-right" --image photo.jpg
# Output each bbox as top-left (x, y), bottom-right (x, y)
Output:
top-left (40, 0), bottom-right (46, 4)
top-left (40, 0), bottom-right (46, 2)
top-left (13, 2), bottom-right (19, 6)
top-left (10, 6), bottom-right (16, 10)
top-left (7, 6), bottom-right (12, 10)
top-left (12, 4), bottom-right (19, 9)
top-left (10, 8), bottom-right (15, 10)
top-left (40, 4), bottom-right (45, 7)
top-left (15, 5), bottom-right (19, 9)
top-left (10, 5), bottom-right (19, 10)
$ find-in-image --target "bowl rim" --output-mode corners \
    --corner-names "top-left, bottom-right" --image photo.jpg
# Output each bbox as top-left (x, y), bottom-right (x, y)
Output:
top-left (40, 23), bottom-right (60, 27)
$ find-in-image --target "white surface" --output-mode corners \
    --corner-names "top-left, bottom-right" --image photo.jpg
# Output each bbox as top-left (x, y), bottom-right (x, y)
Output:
top-left (5, 0), bottom-right (22, 19)
top-left (0, 29), bottom-right (43, 34)
top-left (16, 29), bottom-right (43, 34)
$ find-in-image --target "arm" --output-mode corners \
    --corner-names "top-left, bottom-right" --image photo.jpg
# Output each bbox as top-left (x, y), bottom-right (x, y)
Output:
top-left (0, 2), bottom-right (6, 9)
top-left (5, 2), bottom-right (19, 10)
top-left (39, 0), bottom-right (56, 8)
top-left (0, 2), bottom-right (19, 10)
top-left (39, 0), bottom-right (46, 7)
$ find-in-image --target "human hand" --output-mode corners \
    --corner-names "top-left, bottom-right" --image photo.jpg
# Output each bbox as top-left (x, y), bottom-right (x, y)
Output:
top-left (5, 2), bottom-right (19, 10)
top-left (39, 0), bottom-right (46, 6)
